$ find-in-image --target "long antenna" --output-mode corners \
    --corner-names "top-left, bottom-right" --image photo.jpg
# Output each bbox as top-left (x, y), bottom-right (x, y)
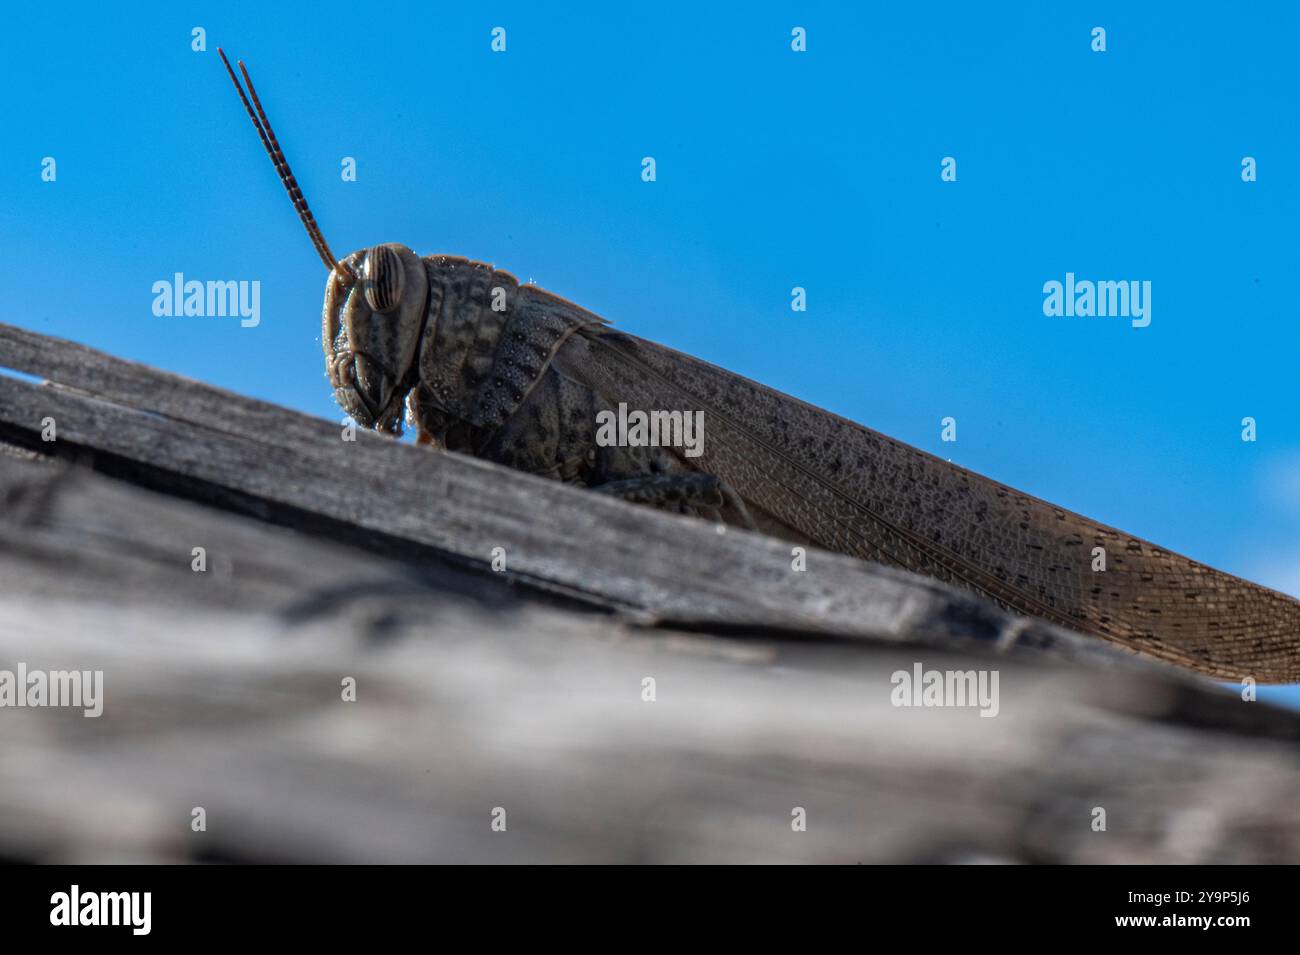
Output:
top-left (218, 48), bottom-right (355, 284)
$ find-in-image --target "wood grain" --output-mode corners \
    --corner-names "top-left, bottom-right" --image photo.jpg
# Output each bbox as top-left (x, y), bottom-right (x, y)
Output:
top-left (2, 324), bottom-right (1298, 863)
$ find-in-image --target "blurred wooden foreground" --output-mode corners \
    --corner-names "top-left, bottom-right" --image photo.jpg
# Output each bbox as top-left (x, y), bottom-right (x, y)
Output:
top-left (0, 322), bottom-right (1298, 863)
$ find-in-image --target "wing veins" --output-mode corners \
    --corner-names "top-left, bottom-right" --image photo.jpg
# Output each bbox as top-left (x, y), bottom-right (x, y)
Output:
top-left (589, 332), bottom-right (1088, 630)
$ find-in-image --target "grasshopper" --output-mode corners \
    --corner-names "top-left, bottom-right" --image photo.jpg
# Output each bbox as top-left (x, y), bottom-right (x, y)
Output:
top-left (220, 51), bottom-right (1299, 683)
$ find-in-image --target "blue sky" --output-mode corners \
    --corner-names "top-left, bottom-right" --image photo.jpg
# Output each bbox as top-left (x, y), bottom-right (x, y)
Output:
top-left (4, 3), bottom-right (1298, 697)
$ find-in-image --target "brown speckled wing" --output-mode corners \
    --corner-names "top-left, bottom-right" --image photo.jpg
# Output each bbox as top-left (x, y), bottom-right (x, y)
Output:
top-left (579, 327), bottom-right (1300, 682)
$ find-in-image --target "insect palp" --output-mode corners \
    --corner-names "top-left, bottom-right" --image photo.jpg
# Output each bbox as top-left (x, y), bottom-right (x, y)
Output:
top-left (217, 47), bottom-right (356, 286)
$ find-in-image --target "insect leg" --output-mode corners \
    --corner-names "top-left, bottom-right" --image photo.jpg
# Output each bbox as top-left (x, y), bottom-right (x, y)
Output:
top-left (592, 473), bottom-right (755, 528)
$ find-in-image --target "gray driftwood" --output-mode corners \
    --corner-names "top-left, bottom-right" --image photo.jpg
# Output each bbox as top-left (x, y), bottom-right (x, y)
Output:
top-left (1, 324), bottom-right (1298, 863)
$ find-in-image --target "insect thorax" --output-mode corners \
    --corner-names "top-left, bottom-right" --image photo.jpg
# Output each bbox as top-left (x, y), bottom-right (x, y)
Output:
top-left (410, 256), bottom-right (602, 446)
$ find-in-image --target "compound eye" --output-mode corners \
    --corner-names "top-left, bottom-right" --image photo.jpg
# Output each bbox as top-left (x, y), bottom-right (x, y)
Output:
top-left (363, 245), bottom-right (404, 312)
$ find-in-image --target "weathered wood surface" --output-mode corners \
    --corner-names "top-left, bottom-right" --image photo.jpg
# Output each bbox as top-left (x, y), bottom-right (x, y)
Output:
top-left (3, 454), bottom-right (1300, 863)
top-left (2, 324), bottom-right (1300, 863)
top-left (0, 322), bottom-right (1143, 669)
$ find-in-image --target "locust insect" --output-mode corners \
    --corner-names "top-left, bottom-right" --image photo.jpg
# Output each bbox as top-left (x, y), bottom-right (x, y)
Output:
top-left (220, 50), bottom-right (1299, 683)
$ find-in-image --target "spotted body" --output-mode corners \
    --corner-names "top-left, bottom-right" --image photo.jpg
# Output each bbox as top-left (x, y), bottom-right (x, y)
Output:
top-left (325, 246), bottom-right (726, 514)
top-left (221, 48), bottom-right (1300, 683)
